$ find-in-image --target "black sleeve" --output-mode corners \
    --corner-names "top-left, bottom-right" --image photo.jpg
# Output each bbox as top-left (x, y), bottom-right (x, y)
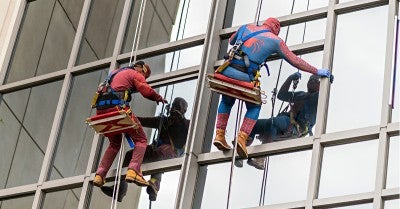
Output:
top-left (137, 116), bottom-right (161, 129)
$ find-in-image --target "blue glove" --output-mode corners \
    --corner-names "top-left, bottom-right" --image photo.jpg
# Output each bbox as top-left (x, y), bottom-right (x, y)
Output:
top-left (289, 72), bottom-right (301, 80)
top-left (317, 69), bottom-right (331, 78)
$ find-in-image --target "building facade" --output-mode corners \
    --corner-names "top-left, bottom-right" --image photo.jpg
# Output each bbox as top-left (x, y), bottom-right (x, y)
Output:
top-left (0, 0), bottom-right (399, 209)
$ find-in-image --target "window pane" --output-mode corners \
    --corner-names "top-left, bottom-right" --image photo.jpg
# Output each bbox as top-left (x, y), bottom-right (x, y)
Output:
top-left (42, 188), bottom-right (82, 209)
top-left (6, 0), bottom-right (84, 83)
top-left (386, 136), bottom-right (399, 188)
top-left (384, 199), bottom-right (400, 209)
top-left (88, 170), bottom-right (180, 209)
top-left (50, 69), bottom-right (108, 180)
top-left (198, 151), bottom-right (311, 208)
top-left (327, 7), bottom-right (387, 133)
top-left (0, 195), bottom-right (34, 209)
top-left (76, 0), bottom-right (125, 65)
top-left (319, 140), bottom-right (379, 198)
top-left (120, 45), bottom-right (203, 76)
top-left (0, 80), bottom-right (63, 188)
top-left (225, 0), bottom-right (328, 28)
top-left (121, 0), bottom-right (212, 53)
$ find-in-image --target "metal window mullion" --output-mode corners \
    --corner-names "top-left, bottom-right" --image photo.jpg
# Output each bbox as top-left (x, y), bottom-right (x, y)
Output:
top-left (305, 139), bottom-right (323, 209)
top-left (381, 0), bottom-right (399, 126)
top-left (314, 0), bottom-right (337, 138)
top-left (76, 134), bottom-right (101, 209)
top-left (0, 0), bottom-right (26, 85)
top-left (32, 73), bottom-right (73, 209)
top-left (66, 0), bottom-right (93, 69)
top-left (175, 0), bottom-right (228, 208)
top-left (373, 129), bottom-right (390, 209)
top-left (110, 0), bottom-right (133, 69)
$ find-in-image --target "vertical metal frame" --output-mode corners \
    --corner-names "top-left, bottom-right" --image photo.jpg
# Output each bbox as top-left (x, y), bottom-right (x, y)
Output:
top-left (175, 0), bottom-right (228, 208)
top-left (0, 0), bottom-right (26, 85)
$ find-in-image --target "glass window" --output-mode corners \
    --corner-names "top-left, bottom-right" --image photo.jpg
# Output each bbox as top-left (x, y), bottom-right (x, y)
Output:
top-left (6, 0), bottom-right (84, 83)
top-left (88, 170), bottom-right (180, 209)
top-left (76, 0), bottom-right (125, 65)
top-left (206, 51), bottom-right (323, 153)
top-left (386, 136), bottom-right (399, 188)
top-left (121, 0), bottom-right (212, 53)
top-left (319, 140), bottom-right (379, 198)
top-left (49, 69), bottom-right (108, 180)
top-left (42, 188), bottom-right (82, 209)
top-left (327, 6), bottom-right (388, 133)
top-left (384, 199), bottom-right (400, 209)
top-left (225, 0), bottom-right (328, 28)
top-left (0, 195), bottom-right (34, 209)
top-left (0, 80), bottom-right (63, 188)
top-left (199, 150), bottom-right (311, 208)
top-left (120, 45), bottom-right (203, 76)
top-left (321, 203), bottom-right (373, 209)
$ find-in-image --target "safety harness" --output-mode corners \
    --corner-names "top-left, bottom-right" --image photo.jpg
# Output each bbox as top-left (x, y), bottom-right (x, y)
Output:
top-left (216, 26), bottom-right (270, 87)
top-left (91, 67), bottom-right (133, 110)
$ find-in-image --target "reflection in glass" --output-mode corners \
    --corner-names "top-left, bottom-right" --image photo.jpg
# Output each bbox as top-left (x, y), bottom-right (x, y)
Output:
top-left (0, 195), bottom-right (34, 209)
top-left (226, 0), bottom-right (328, 28)
top-left (6, 0), bottom-right (84, 83)
top-left (321, 203), bottom-right (373, 209)
top-left (0, 80), bottom-right (63, 188)
top-left (327, 6), bottom-right (388, 133)
top-left (42, 188), bottom-right (82, 209)
top-left (76, 0), bottom-right (125, 65)
top-left (122, 0), bottom-right (212, 53)
top-left (386, 136), bottom-right (399, 188)
top-left (384, 199), bottom-right (400, 209)
top-left (120, 45), bottom-right (203, 76)
top-left (319, 140), bottom-right (378, 198)
top-left (50, 69), bottom-right (108, 180)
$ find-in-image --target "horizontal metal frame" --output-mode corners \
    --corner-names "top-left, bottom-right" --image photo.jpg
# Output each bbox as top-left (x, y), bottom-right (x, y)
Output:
top-left (197, 136), bottom-right (314, 165)
top-left (320, 125), bottom-right (381, 146)
top-left (313, 192), bottom-right (374, 208)
top-left (40, 175), bottom-right (85, 192)
top-left (246, 200), bottom-right (306, 209)
top-left (334, 0), bottom-right (389, 15)
top-left (0, 70), bottom-right (67, 93)
top-left (220, 7), bottom-right (329, 39)
top-left (382, 187), bottom-right (400, 199)
top-left (117, 34), bottom-right (206, 63)
top-left (0, 184), bottom-right (36, 200)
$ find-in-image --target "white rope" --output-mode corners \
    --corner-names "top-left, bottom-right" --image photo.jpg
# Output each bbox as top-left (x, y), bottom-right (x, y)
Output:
top-left (128, 0), bottom-right (148, 66)
top-left (110, 138), bottom-right (125, 209)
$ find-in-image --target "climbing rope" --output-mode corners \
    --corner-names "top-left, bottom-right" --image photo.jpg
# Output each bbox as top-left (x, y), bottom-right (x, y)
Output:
top-left (391, 16), bottom-right (399, 109)
top-left (128, 0), bottom-right (147, 67)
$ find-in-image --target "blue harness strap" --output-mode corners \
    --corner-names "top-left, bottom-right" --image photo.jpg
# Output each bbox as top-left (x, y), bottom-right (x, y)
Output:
top-left (232, 26), bottom-right (270, 80)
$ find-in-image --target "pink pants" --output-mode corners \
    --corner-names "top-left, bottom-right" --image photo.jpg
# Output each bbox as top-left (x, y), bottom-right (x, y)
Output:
top-left (95, 107), bottom-right (148, 178)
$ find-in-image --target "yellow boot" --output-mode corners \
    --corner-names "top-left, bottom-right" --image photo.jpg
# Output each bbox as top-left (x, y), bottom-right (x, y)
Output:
top-left (93, 174), bottom-right (105, 187)
top-left (213, 129), bottom-right (232, 151)
top-left (126, 169), bottom-right (149, 187)
top-left (236, 131), bottom-right (249, 158)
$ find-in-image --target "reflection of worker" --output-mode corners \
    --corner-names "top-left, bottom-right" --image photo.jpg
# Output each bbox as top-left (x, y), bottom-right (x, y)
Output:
top-left (93, 61), bottom-right (168, 188)
top-left (101, 97), bottom-right (190, 202)
top-left (213, 17), bottom-right (332, 159)
top-left (238, 72), bottom-right (320, 170)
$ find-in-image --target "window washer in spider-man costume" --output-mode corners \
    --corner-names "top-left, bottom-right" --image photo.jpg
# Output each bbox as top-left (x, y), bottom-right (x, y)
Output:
top-left (213, 17), bottom-right (333, 159)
